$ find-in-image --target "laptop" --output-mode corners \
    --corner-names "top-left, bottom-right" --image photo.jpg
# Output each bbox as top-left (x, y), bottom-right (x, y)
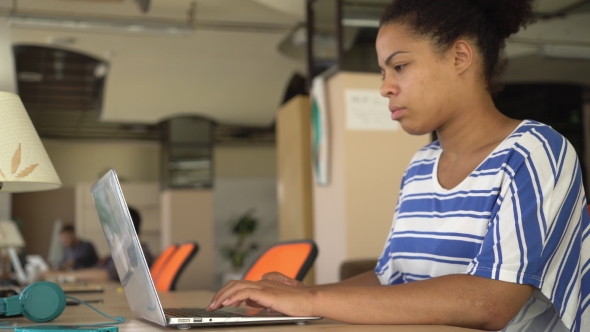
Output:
top-left (90, 169), bottom-right (321, 328)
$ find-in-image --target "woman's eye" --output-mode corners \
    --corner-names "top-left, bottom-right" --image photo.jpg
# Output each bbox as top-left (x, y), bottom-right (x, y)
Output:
top-left (394, 64), bottom-right (406, 72)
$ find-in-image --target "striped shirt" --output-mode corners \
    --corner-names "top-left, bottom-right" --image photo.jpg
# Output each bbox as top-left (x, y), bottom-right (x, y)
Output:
top-left (375, 120), bottom-right (590, 331)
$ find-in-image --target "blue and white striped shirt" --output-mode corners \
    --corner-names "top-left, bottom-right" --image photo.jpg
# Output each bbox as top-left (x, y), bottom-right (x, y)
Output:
top-left (376, 120), bottom-right (590, 331)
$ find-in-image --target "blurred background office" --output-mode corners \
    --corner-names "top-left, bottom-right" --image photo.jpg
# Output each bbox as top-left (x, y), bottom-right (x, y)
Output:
top-left (0, 0), bottom-right (589, 291)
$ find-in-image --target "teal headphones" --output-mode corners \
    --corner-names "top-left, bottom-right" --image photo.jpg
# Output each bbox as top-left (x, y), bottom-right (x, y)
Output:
top-left (0, 281), bottom-right (125, 330)
top-left (0, 282), bottom-right (66, 323)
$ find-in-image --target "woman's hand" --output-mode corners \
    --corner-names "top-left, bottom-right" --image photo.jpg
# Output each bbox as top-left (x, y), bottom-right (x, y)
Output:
top-left (207, 275), bottom-right (315, 317)
top-left (261, 272), bottom-right (306, 288)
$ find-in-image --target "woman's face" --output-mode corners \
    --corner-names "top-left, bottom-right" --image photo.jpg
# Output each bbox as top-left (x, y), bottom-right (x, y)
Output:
top-left (376, 23), bottom-right (459, 135)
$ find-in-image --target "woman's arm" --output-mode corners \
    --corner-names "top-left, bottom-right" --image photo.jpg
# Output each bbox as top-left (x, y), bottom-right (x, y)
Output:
top-left (208, 273), bottom-right (533, 331)
top-left (261, 270), bottom-right (381, 289)
top-left (320, 270), bottom-right (382, 287)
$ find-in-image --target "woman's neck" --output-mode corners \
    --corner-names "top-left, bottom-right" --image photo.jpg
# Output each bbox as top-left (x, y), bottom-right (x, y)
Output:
top-left (436, 94), bottom-right (518, 158)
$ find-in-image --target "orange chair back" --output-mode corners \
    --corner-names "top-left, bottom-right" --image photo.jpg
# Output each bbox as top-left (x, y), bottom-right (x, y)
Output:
top-left (243, 240), bottom-right (318, 282)
top-left (150, 244), bottom-right (178, 281)
top-left (154, 242), bottom-right (198, 291)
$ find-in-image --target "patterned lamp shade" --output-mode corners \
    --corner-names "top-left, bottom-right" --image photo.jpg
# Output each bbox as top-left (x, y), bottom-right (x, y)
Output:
top-left (0, 91), bottom-right (61, 192)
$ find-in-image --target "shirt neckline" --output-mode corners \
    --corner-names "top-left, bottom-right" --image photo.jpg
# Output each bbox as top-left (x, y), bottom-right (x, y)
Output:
top-left (431, 119), bottom-right (528, 193)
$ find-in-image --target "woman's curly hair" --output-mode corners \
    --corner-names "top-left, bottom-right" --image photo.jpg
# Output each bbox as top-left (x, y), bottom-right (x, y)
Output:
top-left (381, 0), bottom-right (536, 94)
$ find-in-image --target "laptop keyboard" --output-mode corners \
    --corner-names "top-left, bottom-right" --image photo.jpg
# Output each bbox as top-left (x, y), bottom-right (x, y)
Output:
top-left (164, 308), bottom-right (248, 318)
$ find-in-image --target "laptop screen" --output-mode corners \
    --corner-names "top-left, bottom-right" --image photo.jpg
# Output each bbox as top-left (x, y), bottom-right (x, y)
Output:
top-left (91, 169), bottom-right (166, 326)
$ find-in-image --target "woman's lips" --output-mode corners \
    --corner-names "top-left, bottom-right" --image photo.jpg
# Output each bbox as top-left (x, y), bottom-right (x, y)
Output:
top-left (390, 107), bottom-right (405, 120)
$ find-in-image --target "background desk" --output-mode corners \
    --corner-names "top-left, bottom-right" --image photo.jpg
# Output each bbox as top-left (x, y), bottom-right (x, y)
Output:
top-left (4, 283), bottom-right (483, 331)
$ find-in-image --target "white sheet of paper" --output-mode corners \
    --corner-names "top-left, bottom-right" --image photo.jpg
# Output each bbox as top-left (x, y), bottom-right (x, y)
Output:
top-left (345, 89), bottom-right (400, 131)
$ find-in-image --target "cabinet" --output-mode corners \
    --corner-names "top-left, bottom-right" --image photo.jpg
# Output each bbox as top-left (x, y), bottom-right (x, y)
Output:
top-left (75, 182), bottom-right (160, 257)
top-left (0, 193), bottom-right (10, 220)
top-left (276, 96), bottom-right (314, 241)
top-left (312, 72), bottom-right (431, 284)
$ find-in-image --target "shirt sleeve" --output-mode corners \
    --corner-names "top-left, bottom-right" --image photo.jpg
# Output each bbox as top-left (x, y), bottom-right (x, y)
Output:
top-left (466, 138), bottom-right (587, 328)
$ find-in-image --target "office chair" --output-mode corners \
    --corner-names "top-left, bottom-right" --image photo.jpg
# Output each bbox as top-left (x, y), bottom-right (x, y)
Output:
top-left (154, 242), bottom-right (198, 292)
top-left (242, 240), bottom-right (318, 282)
top-left (150, 244), bottom-right (178, 281)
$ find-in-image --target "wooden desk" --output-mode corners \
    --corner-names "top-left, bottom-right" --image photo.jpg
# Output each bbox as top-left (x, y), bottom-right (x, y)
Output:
top-left (3, 283), bottom-right (483, 331)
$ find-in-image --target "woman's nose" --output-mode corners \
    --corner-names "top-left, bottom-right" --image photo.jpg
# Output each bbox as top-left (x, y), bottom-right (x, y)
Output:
top-left (380, 76), bottom-right (398, 98)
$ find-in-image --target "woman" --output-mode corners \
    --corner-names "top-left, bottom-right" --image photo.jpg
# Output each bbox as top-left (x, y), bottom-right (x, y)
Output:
top-left (208, 0), bottom-right (590, 330)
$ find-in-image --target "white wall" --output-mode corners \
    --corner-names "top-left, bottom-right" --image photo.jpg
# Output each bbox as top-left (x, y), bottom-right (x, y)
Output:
top-left (213, 177), bottom-right (278, 289)
top-left (42, 139), bottom-right (160, 187)
top-left (212, 143), bottom-right (279, 289)
top-left (214, 144), bottom-right (277, 178)
top-left (41, 139), bottom-right (278, 187)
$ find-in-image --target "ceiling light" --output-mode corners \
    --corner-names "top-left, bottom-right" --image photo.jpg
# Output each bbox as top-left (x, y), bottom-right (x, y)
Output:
top-left (94, 63), bottom-right (109, 78)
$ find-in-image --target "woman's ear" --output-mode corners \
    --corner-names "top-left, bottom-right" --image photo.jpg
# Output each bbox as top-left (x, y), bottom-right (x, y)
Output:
top-left (451, 40), bottom-right (474, 76)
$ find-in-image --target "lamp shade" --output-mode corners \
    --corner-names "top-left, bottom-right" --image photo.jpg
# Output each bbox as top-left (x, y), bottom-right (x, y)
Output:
top-left (0, 91), bottom-right (61, 192)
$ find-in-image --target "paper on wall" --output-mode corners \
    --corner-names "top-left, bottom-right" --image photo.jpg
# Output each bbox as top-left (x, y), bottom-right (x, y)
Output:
top-left (345, 89), bottom-right (400, 131)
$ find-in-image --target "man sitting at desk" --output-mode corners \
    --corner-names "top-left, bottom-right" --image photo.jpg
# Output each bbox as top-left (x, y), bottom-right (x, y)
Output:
top-left (58, 225), bottom-right (99, 270)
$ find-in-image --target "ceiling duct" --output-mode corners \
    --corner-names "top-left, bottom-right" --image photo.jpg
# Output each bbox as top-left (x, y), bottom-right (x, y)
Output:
top-left (7, 12), bottom-right (194, 35)
top-left (277, 1), bottom-right (389, 61)
top-left (6, 11), bottom-right (291, 35)
top-left (278, 23), bottom-right (359, 61)
top-left (12, 45), bottom-right (274, 143)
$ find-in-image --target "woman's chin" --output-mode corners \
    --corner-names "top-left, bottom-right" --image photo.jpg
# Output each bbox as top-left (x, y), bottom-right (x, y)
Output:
top-left (399, 121), bottom-right (433, 136)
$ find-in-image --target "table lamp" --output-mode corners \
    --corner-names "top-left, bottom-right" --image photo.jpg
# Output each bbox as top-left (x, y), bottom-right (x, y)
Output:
top-left (0, 219), bottom-right (26, 282)
top-left (0, 91), bottom-right (61, 192)
top-left (0, 91), bottom-right (62, 281)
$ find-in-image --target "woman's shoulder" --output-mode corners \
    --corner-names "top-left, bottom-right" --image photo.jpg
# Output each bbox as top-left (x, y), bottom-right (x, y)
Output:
top-left (502, 120), bottom-right (579, 178)
top-left (511, 119), bottom-right (565, 143)
top-left (509, 119), bottom-right (572, 156)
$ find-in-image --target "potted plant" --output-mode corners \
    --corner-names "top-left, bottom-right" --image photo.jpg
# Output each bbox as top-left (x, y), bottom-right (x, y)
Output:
top-left (220, 209), bottom-right (259, 274)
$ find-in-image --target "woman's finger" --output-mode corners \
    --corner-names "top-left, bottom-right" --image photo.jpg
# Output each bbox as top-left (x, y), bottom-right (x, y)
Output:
top-left (208, 280), bottom-right (262, 311)
top-left (208, 279), bottom-right (239, 310)
top-left (222, 288), bottom-right (274, 310)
